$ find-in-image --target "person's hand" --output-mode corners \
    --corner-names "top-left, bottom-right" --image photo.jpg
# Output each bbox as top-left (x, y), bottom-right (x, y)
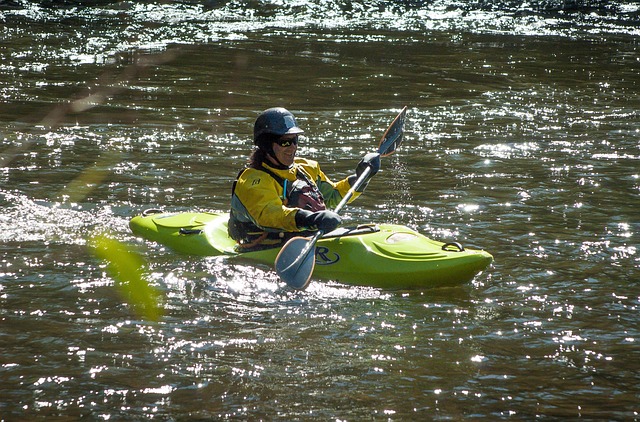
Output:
top-left (356, 152), bottom-right (381, 179)
top-left (295, 209), bottom-right (342, 232)
top-left (350, 152), bottom-right (381, 192)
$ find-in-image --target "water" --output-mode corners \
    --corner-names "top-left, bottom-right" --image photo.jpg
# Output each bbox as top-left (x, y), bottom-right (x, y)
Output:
top-left (1, 1), bottom-right (639, 419)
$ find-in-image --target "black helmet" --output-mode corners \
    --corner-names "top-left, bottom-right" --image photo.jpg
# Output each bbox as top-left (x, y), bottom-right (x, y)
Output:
top-left (253, 107), bottom-right (304, 145)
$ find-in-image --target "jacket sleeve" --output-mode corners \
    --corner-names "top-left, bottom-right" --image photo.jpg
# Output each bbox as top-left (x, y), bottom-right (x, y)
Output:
top-left (234, 168), bottom-right (301, 232)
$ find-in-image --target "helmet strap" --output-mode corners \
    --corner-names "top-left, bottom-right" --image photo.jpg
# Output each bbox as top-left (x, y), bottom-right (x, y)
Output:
top-left (266, 151), bottom-right (291, 170)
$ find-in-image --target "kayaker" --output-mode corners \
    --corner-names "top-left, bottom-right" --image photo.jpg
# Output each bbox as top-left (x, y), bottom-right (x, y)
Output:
top-left (229, 107), bottom-right (380, 251)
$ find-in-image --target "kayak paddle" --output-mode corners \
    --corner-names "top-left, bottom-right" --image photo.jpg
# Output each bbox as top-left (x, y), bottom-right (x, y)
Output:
top-left (275, 106), bottom-right (408, 289)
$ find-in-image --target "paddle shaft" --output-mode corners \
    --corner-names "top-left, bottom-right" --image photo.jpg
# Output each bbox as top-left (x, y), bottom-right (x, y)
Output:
top-left (335, 165), bottom-right (372, 214)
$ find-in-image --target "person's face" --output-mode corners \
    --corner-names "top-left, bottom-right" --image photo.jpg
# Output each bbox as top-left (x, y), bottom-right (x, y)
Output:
top-left (270, 134), bottom-right (298, 167)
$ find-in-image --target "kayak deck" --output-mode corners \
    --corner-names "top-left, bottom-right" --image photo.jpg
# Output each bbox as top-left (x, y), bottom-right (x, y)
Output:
top-left (129, 211), bottom-right (493, 289)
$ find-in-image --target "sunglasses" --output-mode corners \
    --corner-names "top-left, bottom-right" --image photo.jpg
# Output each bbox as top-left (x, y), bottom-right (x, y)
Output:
top-left (275, 135), bottom-right (299, 147)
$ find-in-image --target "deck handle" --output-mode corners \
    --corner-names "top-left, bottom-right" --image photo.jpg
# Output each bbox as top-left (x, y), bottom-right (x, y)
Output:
top-left (179, 228), bottom-right (203, 235)
top-left (442, 242), bottom-right (465, 252)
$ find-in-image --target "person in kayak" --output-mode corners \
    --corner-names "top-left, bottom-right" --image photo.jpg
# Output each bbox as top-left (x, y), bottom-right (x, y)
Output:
top-left (228, 107), bottom-right (380, 251)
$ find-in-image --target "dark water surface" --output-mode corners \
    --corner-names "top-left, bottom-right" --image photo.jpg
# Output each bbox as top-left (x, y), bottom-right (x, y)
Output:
top-left (1, 1), bottom-right (639, 419)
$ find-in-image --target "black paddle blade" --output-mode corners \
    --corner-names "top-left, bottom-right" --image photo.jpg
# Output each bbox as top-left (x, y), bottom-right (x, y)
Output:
top-left (275, 236), bottom-right (316, 290)
top-left (378, 106), bottom-right (407, 157)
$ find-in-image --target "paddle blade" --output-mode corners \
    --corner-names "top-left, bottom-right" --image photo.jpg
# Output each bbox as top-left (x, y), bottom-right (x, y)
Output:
top-left (275, 236), bottom-right (316, 290)
top-left (378, 106), bottom-right (407, 157)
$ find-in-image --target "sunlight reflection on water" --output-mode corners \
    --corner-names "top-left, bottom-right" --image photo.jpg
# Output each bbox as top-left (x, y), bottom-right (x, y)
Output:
top-left (1, 0), bottom-right (639, 419)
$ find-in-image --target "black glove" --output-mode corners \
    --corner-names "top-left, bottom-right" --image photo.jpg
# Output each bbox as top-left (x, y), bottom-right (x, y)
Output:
top-left (356, 152), bottom-right (381, 179)
top-left (295, 209), bottom-right (342, 233)
top-left (349, 152), bottom-right (381, 192)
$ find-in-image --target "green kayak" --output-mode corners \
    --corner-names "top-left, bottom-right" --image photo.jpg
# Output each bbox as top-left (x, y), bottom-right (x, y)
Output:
top-left (129, 210), bottom-right (493, 289)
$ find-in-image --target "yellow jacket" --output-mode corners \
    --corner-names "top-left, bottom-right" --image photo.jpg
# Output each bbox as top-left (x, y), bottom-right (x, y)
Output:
top-left (230, 157), bottom-right (358, 239)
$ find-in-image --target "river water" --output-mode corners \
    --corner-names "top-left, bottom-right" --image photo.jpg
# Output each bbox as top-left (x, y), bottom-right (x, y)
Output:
top-left (1, 1), bottom-right (639, 419)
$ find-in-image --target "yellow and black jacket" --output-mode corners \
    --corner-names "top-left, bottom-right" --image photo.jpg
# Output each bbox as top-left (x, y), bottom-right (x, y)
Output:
top-left (229, 157), bottom-right (358, 250)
